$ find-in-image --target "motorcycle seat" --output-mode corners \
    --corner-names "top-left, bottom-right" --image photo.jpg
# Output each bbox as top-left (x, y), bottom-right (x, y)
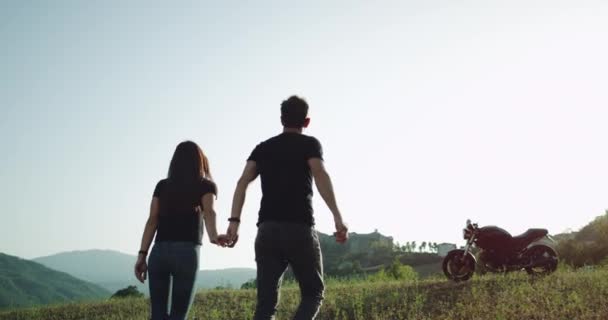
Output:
top-left (512, 228), bottom-right (548, 245)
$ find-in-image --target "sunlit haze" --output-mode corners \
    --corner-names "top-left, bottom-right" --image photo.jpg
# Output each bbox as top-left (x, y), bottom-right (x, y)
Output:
top-left (1, 1), bottom-right (607, 269)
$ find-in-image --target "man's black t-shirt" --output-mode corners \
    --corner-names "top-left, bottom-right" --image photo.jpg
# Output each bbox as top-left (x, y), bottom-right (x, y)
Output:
top-left (153, 178), bottom-right (217, 245)
top-left (248, 132), bottom-right (323, 226)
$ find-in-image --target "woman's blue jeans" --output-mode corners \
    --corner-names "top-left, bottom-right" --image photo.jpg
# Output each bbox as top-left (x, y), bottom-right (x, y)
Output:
top-left (148, 241), bottom-right (200, 320)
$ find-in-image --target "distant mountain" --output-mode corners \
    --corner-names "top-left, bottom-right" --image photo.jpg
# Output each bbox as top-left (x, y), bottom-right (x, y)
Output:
top-left (197, 268), bottom-right (257, 289)
top-left (0, 252), bottom-right (109, 309)
top-left (33, 250), bottom-right (142, 295)
top-left (33, 250), bottom-right (255, 294)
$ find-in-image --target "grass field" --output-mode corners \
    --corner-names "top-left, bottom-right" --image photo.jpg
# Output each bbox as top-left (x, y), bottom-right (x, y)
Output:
top-left (2, 267), bottom-right (607, 320)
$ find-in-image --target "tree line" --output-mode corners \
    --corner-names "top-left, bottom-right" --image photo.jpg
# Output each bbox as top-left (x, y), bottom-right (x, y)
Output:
top-left (394, 241), bottom-right (441, 254)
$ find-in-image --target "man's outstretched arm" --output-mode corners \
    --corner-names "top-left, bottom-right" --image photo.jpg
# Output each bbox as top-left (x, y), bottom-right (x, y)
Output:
top-left (308, 158), bottom-right (348, 243)
top-left (227, 160), bottom-right (258, 246)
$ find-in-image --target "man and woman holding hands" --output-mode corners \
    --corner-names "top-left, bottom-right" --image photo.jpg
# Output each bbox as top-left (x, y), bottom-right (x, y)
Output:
top-left (135, 95), bottom-right (348, 320)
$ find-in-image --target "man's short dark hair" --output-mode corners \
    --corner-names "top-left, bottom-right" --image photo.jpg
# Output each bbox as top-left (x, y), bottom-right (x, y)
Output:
top-left (281, 96), bottom-right (309, 128)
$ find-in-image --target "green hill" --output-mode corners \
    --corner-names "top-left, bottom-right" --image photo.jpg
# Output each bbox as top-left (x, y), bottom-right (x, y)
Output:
top-left (556, 210), bottom-right (608, 267)
top-left (0, 253), bottom-right (109, 309)
top-left (2, 269), bottom-right (607, 319)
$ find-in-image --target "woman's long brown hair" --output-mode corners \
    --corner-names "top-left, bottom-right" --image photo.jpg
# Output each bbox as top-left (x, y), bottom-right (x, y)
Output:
top-left (167, 141), bottom-right (212, 182)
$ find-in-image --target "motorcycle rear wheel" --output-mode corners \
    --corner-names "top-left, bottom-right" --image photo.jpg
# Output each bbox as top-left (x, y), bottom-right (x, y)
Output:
top-left (524, 245), bottom-right (558, 276)
top-left (443, 249), bottom-right (476, 282)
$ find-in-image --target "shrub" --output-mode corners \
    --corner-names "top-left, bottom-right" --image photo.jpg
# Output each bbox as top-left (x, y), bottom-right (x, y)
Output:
top-left (368, 258), bottom-right (418, 282)
top-left (240, 279), bottom-right (257, 290)
top-left (110, 286), bottom-right (143, 299)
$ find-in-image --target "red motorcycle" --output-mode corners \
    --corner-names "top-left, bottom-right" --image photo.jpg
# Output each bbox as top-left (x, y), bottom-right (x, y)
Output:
top-left (443, 219), bottom-right (558, 281)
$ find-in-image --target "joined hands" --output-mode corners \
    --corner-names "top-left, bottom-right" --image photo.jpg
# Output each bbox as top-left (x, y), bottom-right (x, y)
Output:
top-left (211, 234), bottom-right (238, 248)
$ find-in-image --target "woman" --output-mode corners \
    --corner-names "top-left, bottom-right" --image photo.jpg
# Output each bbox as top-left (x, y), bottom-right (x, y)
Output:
top-left (134, 141), bottom-right (225, 320)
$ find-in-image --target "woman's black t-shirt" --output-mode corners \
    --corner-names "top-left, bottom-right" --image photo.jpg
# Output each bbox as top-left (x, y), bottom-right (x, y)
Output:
top-left (153, 178), bottom-right (217, 245)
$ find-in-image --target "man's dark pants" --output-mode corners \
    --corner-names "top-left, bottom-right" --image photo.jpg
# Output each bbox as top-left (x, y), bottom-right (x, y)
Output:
top-left (253, 221), bottom-right (325, 320)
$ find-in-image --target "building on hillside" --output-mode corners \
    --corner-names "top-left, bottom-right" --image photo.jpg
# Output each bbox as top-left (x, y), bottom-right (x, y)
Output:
top-left (437, 243), bottom-right (457, 257)
top-left (348, 229), bottom-right (394, 254)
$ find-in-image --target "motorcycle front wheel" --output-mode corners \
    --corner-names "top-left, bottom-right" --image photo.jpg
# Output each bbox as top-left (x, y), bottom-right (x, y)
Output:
top-left (523, 245), bottom-right (558, 276)
top-left (443, 249), bottom-right (476, 282)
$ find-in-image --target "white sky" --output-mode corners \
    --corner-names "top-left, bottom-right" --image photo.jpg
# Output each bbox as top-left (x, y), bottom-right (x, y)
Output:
top-left (1, 0), bottom-right (607, 269)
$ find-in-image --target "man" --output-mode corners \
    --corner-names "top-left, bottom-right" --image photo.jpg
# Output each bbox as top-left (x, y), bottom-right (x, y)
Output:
top-left (226, 95), bottom-right (348, 320)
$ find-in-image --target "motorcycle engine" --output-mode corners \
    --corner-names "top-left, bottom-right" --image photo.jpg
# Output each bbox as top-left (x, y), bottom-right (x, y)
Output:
top-left (478, 249), bottom-right (506, 272)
